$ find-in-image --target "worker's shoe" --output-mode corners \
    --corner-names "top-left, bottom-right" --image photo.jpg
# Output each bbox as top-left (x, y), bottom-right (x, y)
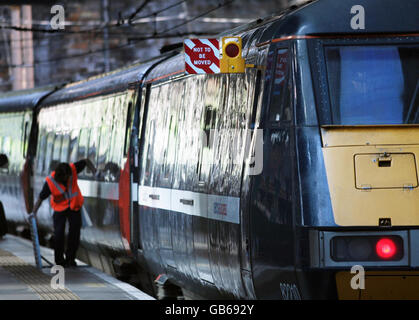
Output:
top-left (65, 260), bottom-right (77, 268)
top-left (55, 259), bottom-right (66, 267)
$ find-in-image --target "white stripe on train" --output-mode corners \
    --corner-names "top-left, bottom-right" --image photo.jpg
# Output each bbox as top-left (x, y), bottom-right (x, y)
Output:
top-left (75, 180), bottom-right (240, 224)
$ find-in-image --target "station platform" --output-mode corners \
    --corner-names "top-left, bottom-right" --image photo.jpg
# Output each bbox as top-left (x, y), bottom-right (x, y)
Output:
top-left (0, 234), bottom-right (155, 300)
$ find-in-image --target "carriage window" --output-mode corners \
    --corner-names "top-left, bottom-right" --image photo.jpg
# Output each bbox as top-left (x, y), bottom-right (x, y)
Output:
top-left (98, 126), bottom-right (111, 171)
top-left (60, 134), bottom-right (70, 163)
top-left (52, 134), bottom-right (62, 162)
top-left (50, 134), bottom-right (62, 171)
top-left (87, 127), bottom-right (99, 176)
top-left (123, 102), bottom-right (133, 156)
top-left (208, 71), bottom-right (258, 195)
top-left (325, 45), bottom-right (419, 125)
top-left (141, 120), bottom-right (155, 186)
top-left (44, 132), bottom-right (54, 174)
top-left (196, 76), bottom-right (225, 184)
top-left (69, 130), bottom-right (79, 163)
top-left (269, 48), bottom-right (291, 123)
top-left (77, 129), bottom-right (89, 178)
top-left (78, 128), bottom-right (88, 160)
top-left (2, 137), bottom-right (10, 159)
top-left (22, 121), bottom-right (29, 158)
top-left (36, 130), bottom-right (47, 174)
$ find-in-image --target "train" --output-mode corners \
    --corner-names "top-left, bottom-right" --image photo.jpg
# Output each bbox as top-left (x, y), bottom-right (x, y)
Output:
top-left (0, 0), bottom-right (418, 299)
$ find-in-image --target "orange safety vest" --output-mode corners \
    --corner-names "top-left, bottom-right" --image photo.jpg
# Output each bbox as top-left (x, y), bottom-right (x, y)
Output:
top-left (45, 163), bottom-right (84, 212)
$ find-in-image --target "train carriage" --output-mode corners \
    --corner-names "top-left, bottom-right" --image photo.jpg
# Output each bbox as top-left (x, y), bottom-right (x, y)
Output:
top-left (0, 0), bottom-right (418, 300)
top-left (0, 86), bottom-right (56, 226)
top-left (29, 56), bottom-right (176, 276)
top-left (132, 0), bottom-right (419, 299)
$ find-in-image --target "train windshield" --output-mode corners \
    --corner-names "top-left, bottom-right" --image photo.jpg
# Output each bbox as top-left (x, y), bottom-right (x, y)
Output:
top-left (324, 44), bottom-right (419, 125)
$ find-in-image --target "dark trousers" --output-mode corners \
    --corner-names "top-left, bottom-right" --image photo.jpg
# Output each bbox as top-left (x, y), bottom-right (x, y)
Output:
top-left (53, 209), bottom-right (82, 264)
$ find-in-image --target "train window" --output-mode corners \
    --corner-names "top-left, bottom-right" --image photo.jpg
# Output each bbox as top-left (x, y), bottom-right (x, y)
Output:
top-left (77, 128), bottom-right (89, 178)
top-left (2, 137), bottom-right (10, 160)
top-left (36, 130), bottom-right (47, 174)
top-left (50, 134), bottom-right (62, 171)
top-left (78, 128), bottom-right (88, 160)
top-left (123, 102), bottom-right (133, 156)
top-left (60, 134), bottom-right (70, 163)
top-left (163, 113), bottom-right (177, 183)
top-left (197, 104), bottom-right (217, 182)
top-left (207, 71), bottom-right (258, 196)
top-left (98, 125), bottom-right (111, 172)
top-left (269, 48), bottom-right (291, 123)
top-left (87, 127), bottom-right (99, 176)
top-left (172, 77), bottom-right (199, 190)
top-left (52, 134), bottom-right (62, 163)
top-left (109, 122), bottom-right (120, 170)
top-left (22, 121), bottom-right (29, 158)
top-left (324, 44), bottom-right (419, 125)
top-left (0, 153), bottom-right (8, 169)
top-left (44, 132), bottom-right (54, 174)
top-left (69, 130), bottom-right (79, 163)
top-left (141, 119), bottom-right (155, 186)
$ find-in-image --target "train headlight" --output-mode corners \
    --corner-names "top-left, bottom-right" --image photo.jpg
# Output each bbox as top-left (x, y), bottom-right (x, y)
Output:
top-left (331, 236), bottom-right (403, 262)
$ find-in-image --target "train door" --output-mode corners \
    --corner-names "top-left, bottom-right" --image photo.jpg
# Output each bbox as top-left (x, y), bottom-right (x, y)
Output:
top-left (21, 111), bottom-right (33, 214)
top-left (131, 86), bottom-right (149, 255)
top-left (238, 65), bottom-right (263, 299)
top-left (248, 42), bottom-right (300, 299)
top-left (136, 82), bottom-right (173, 274)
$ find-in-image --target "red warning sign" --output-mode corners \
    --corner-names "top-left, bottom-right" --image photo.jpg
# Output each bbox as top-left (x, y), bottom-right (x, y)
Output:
top-left (184, 39), bottom-right (220, 74)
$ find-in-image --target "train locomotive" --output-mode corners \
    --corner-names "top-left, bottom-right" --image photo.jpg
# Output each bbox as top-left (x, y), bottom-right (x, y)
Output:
top-left (0, 0), bottom-right (419, 299)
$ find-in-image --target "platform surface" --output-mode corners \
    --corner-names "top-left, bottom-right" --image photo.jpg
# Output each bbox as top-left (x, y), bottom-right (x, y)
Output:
top-left (0, 234), bottom-right (155, 300)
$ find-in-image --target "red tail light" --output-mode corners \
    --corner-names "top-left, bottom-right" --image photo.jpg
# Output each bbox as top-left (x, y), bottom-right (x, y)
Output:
top-left (331, 235), bottom-right (403, 261)
top-left (376, 238), bottom-right (397, 259)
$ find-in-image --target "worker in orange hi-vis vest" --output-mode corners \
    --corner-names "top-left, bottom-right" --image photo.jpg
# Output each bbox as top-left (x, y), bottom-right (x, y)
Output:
top-left (32, 159), bottom-right (96, 267)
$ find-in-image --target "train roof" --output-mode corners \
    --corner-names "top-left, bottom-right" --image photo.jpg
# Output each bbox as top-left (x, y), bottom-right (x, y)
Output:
top-left (146, 0), bottom-right (419, 84)
top-left (40, 53), bottom-right (175, 106)
top-left (270, 0), bottom-right (419, 38)
top-left (0, 85), bottom-right (58, 113)
top-left (227, 0), bottom-right (419, 41)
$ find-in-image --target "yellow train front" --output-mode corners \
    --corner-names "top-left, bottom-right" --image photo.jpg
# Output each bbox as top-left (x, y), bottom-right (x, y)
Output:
top-left (248, 0), bottom-right (419, 299)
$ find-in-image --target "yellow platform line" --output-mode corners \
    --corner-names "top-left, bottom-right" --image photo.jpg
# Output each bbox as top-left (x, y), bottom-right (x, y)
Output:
top-left (0, 249), bottom-right (79, 300)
